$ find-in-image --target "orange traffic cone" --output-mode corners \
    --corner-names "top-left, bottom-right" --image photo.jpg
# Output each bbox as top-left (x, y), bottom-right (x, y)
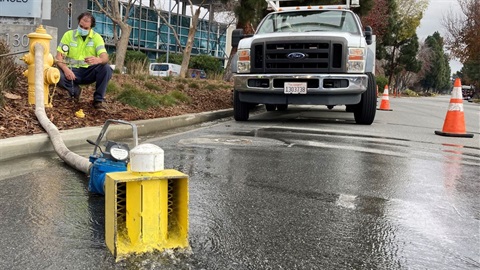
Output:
top-left (435, 78), bottom-right (474, 138)
top-left (378, 85), bottom-right (393, 111)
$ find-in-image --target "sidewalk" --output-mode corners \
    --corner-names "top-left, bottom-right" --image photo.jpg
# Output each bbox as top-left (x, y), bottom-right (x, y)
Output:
top-left (0, 109), bottom-right (233, 162)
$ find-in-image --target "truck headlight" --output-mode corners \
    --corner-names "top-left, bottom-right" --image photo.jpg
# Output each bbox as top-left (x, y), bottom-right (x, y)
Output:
top-left (237, 49), bottom-right (251, 73)
top-left (347, 48), bottom-right (365, 73)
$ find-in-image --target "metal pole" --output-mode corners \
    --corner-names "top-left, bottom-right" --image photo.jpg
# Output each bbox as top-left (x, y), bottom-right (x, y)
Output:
top-left (139, 0), bottom-right (142, 51)
top-left (38, 0), bottom-right (43, 26)
top-left (166, 0), bottom-right (171, 63)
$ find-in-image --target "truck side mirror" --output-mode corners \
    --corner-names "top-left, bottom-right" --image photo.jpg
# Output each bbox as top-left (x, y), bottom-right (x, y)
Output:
top-left (232, 29), bottom-right (244, 47)
top-left (364, 26), bottom-right (373, 45)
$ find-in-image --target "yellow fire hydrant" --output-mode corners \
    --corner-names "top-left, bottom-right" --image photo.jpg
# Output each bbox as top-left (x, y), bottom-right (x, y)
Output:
top-left (21, 25), bottom-right (60, 107)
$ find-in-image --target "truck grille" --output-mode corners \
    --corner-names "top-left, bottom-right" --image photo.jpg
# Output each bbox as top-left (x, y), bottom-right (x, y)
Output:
top-left (251, 39), bottom-right (346, 73)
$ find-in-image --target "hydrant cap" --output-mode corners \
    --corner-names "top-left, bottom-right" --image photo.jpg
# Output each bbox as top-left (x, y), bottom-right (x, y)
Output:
top-left (130, 143), bottom-right (164, 172)
top-left (27, 25), bottom-right (52, 40)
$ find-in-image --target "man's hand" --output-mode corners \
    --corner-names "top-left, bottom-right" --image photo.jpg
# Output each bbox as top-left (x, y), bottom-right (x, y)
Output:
top-left (64, 68), bottom-right (76, 81)
top-left (85, 56), bottom-right (101, 65)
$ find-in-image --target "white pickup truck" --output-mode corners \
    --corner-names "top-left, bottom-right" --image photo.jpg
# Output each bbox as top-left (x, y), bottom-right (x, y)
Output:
top-left (231, 0), bottom-right (377, 124)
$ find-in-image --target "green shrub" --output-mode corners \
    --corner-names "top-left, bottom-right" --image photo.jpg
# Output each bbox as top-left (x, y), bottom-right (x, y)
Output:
top-left (115, 83), bottom-right (192, 109)
top-left (169, 90), bottom-right (191, 103)
top-left (111, 50), bottom-right (150, 74)
top-left (132, 74), bottom-right (148, 81)
top-left (188, 82), bottom-right (200, 89)
top-left (158, 94), bottom-right (178, 106)
top-left (144, 81), bottom-right (162, 92)
top-left (0, 40), bottom-right (19, 107)
top-left (156, 53), bottom-right (183, 65)
top-left (156, 53), bottom-right (224, 77)
top-left (404, 89), bottom-right (419, 97)
top-left (106, 81), bottom-right (121, 94)
top-left (204, 84), bottom-right (217, 91)
top-left (112, 50), bottom-right (150, 64)
top-left (116, 84), bottom-right (162, 110)
top-left (222, 83), bottom-right (233, 90)
top-left (162, 76), bottom-right (173, 82)
top-left (176, 83), bottom-right (185, 90)
top-left (189, 54), bottom-right (224, 75)
top-left (376, 75), bottom-right (388, 93)
top-left (127, 59), bottom-right (149, 75)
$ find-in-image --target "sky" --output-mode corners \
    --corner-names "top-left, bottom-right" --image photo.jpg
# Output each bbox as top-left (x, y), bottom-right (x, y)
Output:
top-left (417, 0), bottom-right (463, 73)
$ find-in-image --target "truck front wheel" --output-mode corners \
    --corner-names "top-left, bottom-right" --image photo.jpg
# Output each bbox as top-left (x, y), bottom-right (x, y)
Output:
top-left (234, 90), bottom-right (250, 121)
top-left (354, 72), bottom-right (376, 125)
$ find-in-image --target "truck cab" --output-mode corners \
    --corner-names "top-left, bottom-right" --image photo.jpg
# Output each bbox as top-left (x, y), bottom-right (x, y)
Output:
top-left (231, 0), bottom-right (376, 124)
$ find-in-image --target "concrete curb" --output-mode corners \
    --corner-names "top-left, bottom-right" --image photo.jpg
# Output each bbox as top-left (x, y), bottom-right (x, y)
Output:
top-left (0, 109), bottom-right (233, 162)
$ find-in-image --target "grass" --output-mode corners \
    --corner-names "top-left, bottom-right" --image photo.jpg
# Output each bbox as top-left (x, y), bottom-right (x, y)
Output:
top-left (188, 82), bottom-right (200, 89)
top-left (204, 84), bottom-right (217, 91)
top-left (158, 95), bottom-right (178, 106)
top-left (127, 60), bottom-right (149, 76)
top-left (116, 84), bottom-right (162, 110)
top-left (144, 81), bottom-right (162, 92)
top-left (162, 76), bottom-right (174, 82)
top-left (106, 81), bottom-right (121, 94)
top-left (176, 78), bottom-right (188, 84)
top-left (132, 74), bottom-right (149, 81)
top-left (107, 69), bottom-right (232, 110)
top-left (0, 40), bottom-right (19, 108)
top-left (114, 83), bottom-right (193, 110)
top-left (176, 83), bottom-right (185, 90)
top-left (169, 90), bottom-right (191, 103)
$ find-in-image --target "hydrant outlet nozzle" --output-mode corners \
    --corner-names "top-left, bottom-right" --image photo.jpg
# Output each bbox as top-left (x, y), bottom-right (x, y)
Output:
top-left (45, 67), bottom-right (60, 85)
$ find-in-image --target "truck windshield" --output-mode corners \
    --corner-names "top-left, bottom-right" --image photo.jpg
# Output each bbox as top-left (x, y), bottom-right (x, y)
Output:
top-left (257, 10), bottom-right (360, 34)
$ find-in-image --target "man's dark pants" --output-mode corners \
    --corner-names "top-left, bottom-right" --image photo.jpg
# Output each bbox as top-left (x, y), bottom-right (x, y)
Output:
top-left (58, 64), bottom-right (112, 102)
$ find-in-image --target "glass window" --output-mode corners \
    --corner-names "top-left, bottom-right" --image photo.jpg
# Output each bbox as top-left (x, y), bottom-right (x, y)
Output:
top-left (87, 2), bottom-right (230, 58)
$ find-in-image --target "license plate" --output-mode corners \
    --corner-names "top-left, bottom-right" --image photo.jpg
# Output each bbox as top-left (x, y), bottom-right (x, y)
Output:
top-left (284, 82), bottom-right (307, 94)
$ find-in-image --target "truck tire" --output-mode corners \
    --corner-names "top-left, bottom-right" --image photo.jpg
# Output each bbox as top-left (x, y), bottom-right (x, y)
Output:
top-left (234, 90), bottom-right (250, 121)
top-left (354, 72), bottom-right (376, 125)
top-left (265, 104), bottom-right (277, 111)
top-left (277, 104), bottom-right (288, 111)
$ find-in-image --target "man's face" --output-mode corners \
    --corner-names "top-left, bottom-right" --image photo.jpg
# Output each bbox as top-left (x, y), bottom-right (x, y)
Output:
top-left (79, 16), bottom-right (92, 31)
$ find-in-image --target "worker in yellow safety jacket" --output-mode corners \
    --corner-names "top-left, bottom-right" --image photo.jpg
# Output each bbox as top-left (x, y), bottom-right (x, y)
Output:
top-left (56, 12), bottom-right (112, 111)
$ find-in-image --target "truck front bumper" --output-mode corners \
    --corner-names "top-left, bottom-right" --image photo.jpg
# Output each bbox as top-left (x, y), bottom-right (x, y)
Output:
top-left (233, 73), bottom-right (368, 105)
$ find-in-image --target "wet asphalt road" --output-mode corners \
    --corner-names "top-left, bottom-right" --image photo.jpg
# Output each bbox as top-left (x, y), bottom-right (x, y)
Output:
top-left (0, 96), bottom-right (479, 269)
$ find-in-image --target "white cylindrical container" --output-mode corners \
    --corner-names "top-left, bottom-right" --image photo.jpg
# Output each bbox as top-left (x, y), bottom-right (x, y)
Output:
top-left (130, 143), bottom-right (164, 172)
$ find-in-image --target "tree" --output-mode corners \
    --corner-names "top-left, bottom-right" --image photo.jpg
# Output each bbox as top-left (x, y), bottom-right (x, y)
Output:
top-left (360, 0), bottom-right (389, 42)
top-left (420, 32), bottom-right (451, 91)
top-left (443, 0), bottom-right (480, 87)
top-left (379, 0), bottom-right (428, 88)
top-left (152, 0), bottom-right (234, 78)
top-left (443, 0), bottom-right (479, 63)
top-left (460, 60), bottom-right (480, 88)
top-left (394, 34), bottom-right (421, 91)
top-left (413, 40), bottom-right (434, 89)
top-left (222, 0), bottom-right (267, 81)
top-left (93, 0), bottom-right (136, 73)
